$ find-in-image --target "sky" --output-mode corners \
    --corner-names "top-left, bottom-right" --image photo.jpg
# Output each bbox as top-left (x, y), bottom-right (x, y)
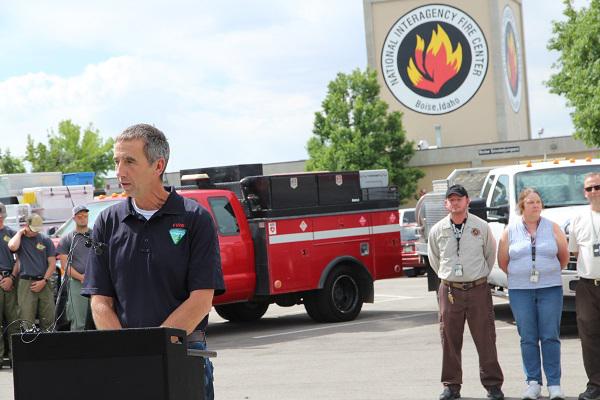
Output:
top-left (0, 0), bottom-right (590, 173)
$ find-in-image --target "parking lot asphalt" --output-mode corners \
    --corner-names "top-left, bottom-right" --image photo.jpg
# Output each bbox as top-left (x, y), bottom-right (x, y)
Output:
top-left (0, 276), bottom-right (588, 399)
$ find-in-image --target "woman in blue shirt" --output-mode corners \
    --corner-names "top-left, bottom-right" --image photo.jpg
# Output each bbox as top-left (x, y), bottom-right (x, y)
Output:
top-left (498, 188), bottom-right (569, 400)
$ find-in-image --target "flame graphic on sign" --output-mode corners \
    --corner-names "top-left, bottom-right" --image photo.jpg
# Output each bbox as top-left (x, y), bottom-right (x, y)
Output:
top-left (407, 24), bottom-right (463, 94)
top-left (506, 29), bottom-right (518, 93)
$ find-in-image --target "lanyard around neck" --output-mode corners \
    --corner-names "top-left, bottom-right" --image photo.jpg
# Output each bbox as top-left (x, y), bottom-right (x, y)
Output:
top-left (451, 217), bottom-right (467, 257)
top-left (523, 218), bottom-right (541, 264)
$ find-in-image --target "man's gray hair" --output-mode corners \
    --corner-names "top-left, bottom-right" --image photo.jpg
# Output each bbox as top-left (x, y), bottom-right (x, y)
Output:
top-left (584, 172), bottom-right (600, 181)
top-left (116, 124), bottom-right (170, 169)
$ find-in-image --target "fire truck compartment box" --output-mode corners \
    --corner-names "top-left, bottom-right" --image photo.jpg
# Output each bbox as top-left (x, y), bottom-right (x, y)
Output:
top-left (317, 172), bottom-right (361, 205)
top-left (359, 169), bottom-right (389, 189)
top-left (22, 185), bottom-right (94, 221)
top-left (63, 172), bottom-right (95, 186)
top-left (181, 164), bottom-right (263, 184)
top-left (12, 327), bottom-right (211, 400)
top-left (242, 174), bottom-right (318, 211)
top-left (362, 186), bottom-right (399, 201)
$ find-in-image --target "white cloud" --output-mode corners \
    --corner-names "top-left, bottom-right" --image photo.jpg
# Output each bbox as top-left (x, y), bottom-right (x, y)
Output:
top-left (0, 1), bottom-right (366, 172)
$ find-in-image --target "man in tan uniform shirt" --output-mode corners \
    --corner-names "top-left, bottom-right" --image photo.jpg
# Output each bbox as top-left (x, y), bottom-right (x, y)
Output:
top-left (428, 184), bottom-right (504, 400)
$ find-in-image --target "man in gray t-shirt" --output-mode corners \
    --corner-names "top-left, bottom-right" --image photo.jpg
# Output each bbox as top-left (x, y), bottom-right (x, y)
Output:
top-left (57, 205), bottom-right (92, 331)
top-left (0, 203), bottom-right (18, 360)
top-left (8, 213), bottom-right (56, 330)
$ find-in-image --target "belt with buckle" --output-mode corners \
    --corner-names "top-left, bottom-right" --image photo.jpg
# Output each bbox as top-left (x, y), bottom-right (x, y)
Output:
top-left (187, 330), bottom-right (206, 343)
top-left (19, 275), bottom-right (44, 281)
top-left (441, 277), bottom-right (488, 291)
top-left (579, 277), bottom-right (600, 287)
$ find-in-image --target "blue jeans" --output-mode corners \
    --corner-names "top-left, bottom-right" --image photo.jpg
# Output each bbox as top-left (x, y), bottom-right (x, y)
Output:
top-left (509, 286), bottom-right (563, 386)
top-left (188, 340), bottom-right (215, 400)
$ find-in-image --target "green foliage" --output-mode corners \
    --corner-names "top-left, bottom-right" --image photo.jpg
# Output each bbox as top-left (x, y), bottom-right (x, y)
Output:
top-left (547, 0), bottom-right (600, 146)
top-left (25, 120), bottom-right (114, 188)
top-left (306, 68), bottom-right (424, 203)
top-left (0, 148), bottom-right (26, 174)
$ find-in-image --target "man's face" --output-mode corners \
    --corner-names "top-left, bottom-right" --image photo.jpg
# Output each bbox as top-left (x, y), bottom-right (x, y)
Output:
top-left (445, 194), bottom-right (470, 215)
top-left (584, 175), bottom-right (600, 205)
top-left (114, 139), bottom-right (164, 198)
top-left (24, 226), bottom-right (38, 237)
top-left (74, 211), bottom-right (89, 229)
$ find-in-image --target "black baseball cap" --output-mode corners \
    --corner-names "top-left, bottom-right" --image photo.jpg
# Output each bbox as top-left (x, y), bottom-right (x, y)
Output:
top-left (445, 184), bottom-right (469, 198)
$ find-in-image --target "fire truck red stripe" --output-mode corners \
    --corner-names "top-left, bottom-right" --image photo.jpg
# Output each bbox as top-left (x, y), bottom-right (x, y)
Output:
top-left (268, 224), bottom-right (400, 245)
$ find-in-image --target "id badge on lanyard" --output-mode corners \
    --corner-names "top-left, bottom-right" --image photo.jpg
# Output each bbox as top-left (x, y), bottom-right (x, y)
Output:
top-left (454, 264), bottom-right (463, 277)
top-left (530, 233), bottom-right (540, 283)
top-left (530, 267), bottom-right (539, 283)
top-left (591, 211), bottom-right (600, 257)
top-left (452, 222), bottom-right (465, 278)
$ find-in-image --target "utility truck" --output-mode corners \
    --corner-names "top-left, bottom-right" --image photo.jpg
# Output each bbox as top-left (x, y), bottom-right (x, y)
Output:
top-left (415, 158), bottom-right (600, 311)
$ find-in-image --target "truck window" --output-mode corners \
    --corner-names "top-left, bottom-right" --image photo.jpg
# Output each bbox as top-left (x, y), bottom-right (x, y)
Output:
top-left (489, 175), bottom-right (509, 209)
top-left (208, 197), bottom-right (240, 235)
top-left (515, 165), bottom-right (595, 207)
top-left (480, 175), bottom-right (495, 200)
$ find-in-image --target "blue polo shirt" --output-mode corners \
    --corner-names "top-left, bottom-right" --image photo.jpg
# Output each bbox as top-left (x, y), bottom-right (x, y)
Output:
top-left (82, 188), bottom-right (224, 331)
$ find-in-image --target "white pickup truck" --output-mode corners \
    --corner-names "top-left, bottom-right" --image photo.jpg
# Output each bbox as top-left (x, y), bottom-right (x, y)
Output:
top-left (416, 158), bottom-right (600, 312)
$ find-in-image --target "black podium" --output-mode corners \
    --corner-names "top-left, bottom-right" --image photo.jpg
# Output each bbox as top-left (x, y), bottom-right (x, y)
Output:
top-left (12, 327), bottom-right (215, 400)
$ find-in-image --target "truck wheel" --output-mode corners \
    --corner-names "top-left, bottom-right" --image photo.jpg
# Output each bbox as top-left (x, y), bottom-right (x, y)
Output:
top-left (214, 302), bottom-right (269, 322)
top-left (303, 294), bottom-right (326, 322)
top-left (307, 265), bottom-right (363, 323)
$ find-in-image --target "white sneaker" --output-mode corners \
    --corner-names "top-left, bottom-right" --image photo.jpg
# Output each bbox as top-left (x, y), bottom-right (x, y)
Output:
top-left (548, 385), bottom-right (565, 400)
top-left (522, 381), bottom-right (541, 399)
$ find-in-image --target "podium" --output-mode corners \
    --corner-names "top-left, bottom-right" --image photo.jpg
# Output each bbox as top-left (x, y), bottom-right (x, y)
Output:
top-left (12, 327), bottom-right (215, 400)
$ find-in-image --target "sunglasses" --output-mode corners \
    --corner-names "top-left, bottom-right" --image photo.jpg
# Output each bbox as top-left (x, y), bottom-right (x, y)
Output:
top-left (584, 184), bottom-right (600, 192)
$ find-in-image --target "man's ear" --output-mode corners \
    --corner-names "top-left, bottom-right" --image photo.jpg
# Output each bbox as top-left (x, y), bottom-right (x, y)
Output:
top-left (154, 158), bottom-right (166, 177)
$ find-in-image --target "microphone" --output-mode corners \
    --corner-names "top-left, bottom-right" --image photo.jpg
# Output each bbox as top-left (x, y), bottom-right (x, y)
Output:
top-left (79, 232), bottom-right (107, 255)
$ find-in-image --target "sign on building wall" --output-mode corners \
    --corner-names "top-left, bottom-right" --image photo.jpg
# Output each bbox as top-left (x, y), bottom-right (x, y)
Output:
top-left (381, 4), bottom-right (489, 115)
top-left (501, 5), bottom-right (523, 113)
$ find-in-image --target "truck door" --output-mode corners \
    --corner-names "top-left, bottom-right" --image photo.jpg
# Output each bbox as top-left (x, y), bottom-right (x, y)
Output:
top-left (486, 174), bottom-right (510, 286)
top-left (207, 196), bottom-right (255, 303)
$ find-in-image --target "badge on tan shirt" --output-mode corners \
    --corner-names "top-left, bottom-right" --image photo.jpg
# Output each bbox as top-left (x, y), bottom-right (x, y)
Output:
top-left (36, 243), bottom-right (46, 251)
top-left (471, 228), bottom-right (481, 237)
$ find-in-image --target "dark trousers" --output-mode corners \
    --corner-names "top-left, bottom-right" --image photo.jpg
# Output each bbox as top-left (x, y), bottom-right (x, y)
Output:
top-left (438, 282), bottom-right (504, 390)
top-left (576, 280), bottom-right (600, 388)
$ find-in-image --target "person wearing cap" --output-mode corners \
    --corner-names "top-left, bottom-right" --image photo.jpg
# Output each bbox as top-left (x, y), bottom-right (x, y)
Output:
top-left (82, 124), bottom-right (224, 400)
top-left (8, 213), bottom-right (57, 331)
top-left (428, 184), bottom-right (504, 400)
top-left (0, 202), bottom-right (19, 362)
top-left (56, 205), bottom-right (91, 331)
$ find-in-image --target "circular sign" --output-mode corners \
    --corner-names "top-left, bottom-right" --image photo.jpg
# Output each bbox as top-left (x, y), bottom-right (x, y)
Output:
top-left (501, 6), bottom-right (523, 113)
top-left (381, 4), bottom-right (488, 115)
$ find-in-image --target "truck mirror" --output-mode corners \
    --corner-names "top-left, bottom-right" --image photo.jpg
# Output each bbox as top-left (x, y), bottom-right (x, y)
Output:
top-left (468, 197), bottom-right (487, 221)
top-left (47, 227), bottom-right (57, 236)
top-left (486, 205), bottom-right (509, 224)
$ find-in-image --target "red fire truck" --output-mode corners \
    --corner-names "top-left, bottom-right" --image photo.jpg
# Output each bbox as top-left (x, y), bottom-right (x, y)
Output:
top-left (53, 167), bottom-right (403, 324)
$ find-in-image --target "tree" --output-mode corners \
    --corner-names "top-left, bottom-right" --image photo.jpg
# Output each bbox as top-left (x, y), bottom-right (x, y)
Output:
top-left (25, 120), bottom-right (115, 187)
top-left (306, 68), bottom-right (424, 202)
top-left (546, 0), bottom-right (600, 146)
top-left (0, 149), bottom-right (26, 174)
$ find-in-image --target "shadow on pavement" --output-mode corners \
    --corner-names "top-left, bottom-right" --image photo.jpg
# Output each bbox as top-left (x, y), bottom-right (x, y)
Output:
top-left (207, 309), bottom-right (439, 350)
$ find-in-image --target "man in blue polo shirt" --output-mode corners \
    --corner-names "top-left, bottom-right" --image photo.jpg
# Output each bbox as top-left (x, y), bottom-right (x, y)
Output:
top-left (82, 123), bottom-right (224, 400)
